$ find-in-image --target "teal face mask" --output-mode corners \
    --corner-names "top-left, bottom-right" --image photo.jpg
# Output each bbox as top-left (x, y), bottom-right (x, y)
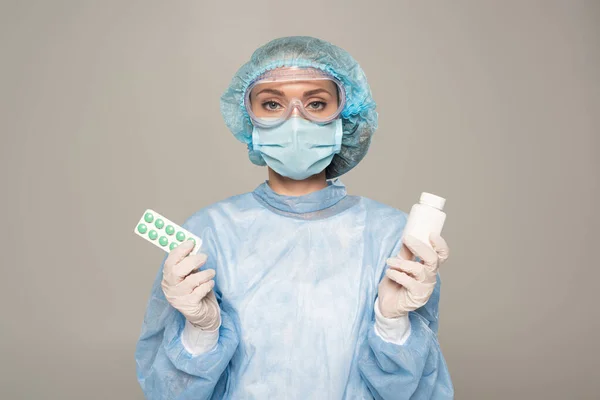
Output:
top-left (252, 117), bottom-right (343, 181)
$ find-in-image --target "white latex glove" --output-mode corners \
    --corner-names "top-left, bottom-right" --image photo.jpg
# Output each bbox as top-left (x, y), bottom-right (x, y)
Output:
top-left (378, 233), bottom-right (449, 319)
top-left (161, 240), bottom-right (221, 331)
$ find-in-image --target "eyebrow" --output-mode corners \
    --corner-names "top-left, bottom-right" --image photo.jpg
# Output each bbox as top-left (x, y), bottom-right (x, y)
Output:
top-left (303, 88), bottom-right (333, 97)
top-left (255, 88), bottom-right (285, 97)
top-left (254, 88), bottom-right (334, 97)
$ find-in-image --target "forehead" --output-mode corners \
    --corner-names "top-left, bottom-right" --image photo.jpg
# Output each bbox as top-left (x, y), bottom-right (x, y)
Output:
top-left (250, 79), bottom-right (338, 96)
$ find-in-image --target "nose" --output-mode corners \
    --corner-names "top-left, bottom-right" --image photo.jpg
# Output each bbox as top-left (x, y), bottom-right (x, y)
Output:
top-left (289, 103), bottom-right (312, 121)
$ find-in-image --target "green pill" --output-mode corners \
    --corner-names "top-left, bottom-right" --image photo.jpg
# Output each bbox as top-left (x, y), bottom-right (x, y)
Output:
top-left (176, 232), bottom-right (185, 242)
top-left (155, 219), bottom-right (164, 229)
top-left (137, 223), bottom-right (147, 234)
top-left (187, 238), bottom-right (196, 245)
top-left (144, 212), bottom-right (154, 223)
top-left (148, 230), bottom-right (158, 240)
top-left (169, 243), bottom-right (178, 251)
top-left (159, 236), bottom-right (168, 246)
top-left (165, 225), bottom-right (175, 235)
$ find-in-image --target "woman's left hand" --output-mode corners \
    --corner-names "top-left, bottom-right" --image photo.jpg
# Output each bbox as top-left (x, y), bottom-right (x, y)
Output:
top-left (377, 233), bottom-right (450, 319)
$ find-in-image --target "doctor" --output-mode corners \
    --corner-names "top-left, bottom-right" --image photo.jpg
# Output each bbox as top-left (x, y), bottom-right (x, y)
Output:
top-left (136, 36), bottom-right (453, 399)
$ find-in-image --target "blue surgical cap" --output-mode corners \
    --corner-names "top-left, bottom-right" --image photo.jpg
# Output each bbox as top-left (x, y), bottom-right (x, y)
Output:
top-left (220, 36), bottom-right (378, 179)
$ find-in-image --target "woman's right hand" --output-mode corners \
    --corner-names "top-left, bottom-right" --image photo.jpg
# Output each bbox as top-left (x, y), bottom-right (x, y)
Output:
top-left (161, 240), bottom-right (221, 331)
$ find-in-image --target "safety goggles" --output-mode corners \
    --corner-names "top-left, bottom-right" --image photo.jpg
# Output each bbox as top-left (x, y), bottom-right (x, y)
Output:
top-left (244, 67), bottom-right (346, 128)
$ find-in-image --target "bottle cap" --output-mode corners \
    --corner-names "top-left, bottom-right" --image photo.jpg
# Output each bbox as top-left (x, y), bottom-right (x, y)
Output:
top-left (420, 192), bottom-right (446, 210)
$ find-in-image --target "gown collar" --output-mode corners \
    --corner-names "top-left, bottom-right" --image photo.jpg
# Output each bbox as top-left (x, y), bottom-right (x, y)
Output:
top-left (253, 179), bottom-right (348, 215)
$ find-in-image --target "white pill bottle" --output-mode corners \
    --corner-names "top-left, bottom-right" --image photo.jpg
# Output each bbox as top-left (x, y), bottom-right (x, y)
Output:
top-left (402, 192), bottom-right (446, 249)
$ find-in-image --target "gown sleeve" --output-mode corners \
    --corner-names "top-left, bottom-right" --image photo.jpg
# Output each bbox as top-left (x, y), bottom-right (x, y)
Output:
top-left (359, 275), bottom-right (454, 400)
top-left (135, 214), bottom-right (240, 400)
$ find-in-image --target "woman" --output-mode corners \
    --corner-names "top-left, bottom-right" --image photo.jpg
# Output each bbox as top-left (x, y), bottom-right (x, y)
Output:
top-left (135, 36), bottom-right (453, 399)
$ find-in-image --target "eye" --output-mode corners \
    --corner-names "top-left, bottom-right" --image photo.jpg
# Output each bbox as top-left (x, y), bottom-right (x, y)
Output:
top-left (306, 101), bottom-right (326, 111)
top-left (262, 101), bottom-right (283, 111)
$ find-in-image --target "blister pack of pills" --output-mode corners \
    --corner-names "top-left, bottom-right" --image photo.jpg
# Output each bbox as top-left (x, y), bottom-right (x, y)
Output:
top-left (133, 209), bottom-right (202, 255)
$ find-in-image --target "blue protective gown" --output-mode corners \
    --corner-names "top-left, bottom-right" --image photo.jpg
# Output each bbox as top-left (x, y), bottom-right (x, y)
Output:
top-left (135, 180), bottom-right (453, 399)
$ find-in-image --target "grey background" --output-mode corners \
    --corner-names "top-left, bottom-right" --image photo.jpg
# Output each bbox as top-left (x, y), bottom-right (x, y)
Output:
top-left (1, 1), bottom-right (598, 399)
